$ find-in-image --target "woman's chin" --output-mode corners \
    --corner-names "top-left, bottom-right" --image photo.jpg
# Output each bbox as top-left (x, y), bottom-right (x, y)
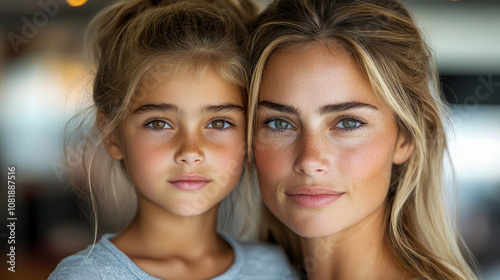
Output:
top-left (282, 215), bottom-right (343, 239)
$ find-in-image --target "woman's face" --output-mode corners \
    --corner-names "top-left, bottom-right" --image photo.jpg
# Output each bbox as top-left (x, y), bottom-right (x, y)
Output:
top-left (254, 43), bottom-right (413, 238)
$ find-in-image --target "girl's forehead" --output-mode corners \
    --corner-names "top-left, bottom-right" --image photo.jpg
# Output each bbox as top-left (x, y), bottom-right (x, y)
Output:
top-left (140, 58), bottom-right (243, 92)
top-left (133, 68), bottom-right (243, 110)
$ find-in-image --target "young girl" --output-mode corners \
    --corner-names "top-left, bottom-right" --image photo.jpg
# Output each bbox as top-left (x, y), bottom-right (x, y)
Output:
top-left (49, 0), bottom-right (294, 279)
top-left (248, 0), bottom-right (478, 279)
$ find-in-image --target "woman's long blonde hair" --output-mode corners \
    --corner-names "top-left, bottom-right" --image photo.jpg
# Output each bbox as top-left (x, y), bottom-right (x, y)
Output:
top-left (64, 0), bottom-right (258, 241)
top-left (248, 0), bottom-right (478, 279)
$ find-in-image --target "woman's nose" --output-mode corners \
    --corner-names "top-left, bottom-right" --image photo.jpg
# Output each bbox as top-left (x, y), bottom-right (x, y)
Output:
top-left (293, 132), bottom-right (329, 176)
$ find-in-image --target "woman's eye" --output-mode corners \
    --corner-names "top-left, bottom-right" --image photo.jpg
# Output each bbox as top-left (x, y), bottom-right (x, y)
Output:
top-left (207, 120), bottom-right (232, 129)
top-left (336, 118), bottom-right (361, 129)
top-left (146, 120), bottom-right (171, 130)
top-left (267, 119), bottom-right (292, 130)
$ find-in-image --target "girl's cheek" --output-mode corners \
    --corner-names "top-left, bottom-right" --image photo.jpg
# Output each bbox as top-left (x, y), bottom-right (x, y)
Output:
top-left (211, 152), bottom-right (245, 192)
top-left (209, 133), bottom-right (246, 177)
top-left (218, 148), bottom-right (245, 174)
top-left (205, 128), bottom-right (245, 145)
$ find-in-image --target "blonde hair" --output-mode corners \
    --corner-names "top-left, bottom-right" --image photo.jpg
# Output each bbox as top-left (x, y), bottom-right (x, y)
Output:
top-left (248, 0), bottom-right (478, 279)
top-left (65, 0), bottom-right (258, 240)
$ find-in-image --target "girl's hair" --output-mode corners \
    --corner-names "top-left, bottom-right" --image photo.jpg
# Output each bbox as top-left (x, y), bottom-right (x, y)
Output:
top-left (65, 0), bottom-right (258, 239)
top-left (248, 0), bottom-right (478, 279)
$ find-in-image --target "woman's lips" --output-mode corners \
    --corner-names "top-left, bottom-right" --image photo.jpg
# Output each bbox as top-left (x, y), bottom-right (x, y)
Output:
top-left (286, 187), bottom-right (344, 208)
top-left (168, 174), bottom-right (211, 191)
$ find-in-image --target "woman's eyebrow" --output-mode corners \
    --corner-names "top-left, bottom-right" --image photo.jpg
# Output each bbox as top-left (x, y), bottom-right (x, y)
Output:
top-left (258, 101), bottom-right (299, 114)
top-left (319, 102), bottom-right (378, 115)
top-left (132, 103), bottom-right (180, 114)
top-left (258, 100), bottom-right (377, 115)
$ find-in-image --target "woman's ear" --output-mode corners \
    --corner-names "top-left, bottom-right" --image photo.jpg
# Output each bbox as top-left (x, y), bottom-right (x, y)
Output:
top-left (393, 132), bottom-right (414, 165)
top-left (97, 112), bottom-right (124, 160)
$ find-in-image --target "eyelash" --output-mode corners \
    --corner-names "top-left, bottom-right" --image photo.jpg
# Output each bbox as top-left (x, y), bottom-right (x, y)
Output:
top-left (206, 117), bottom-right (236, 131)
top-left (262, 117), bottom-right (295, 134)
top-left (332, 116), bottom-right (367, 132)
top-left (261, 116), bottom-right (367, 133)
top-left (143, 117), bottom-right (172, 131)
top-left (142, 117), bottom-right (236, 131)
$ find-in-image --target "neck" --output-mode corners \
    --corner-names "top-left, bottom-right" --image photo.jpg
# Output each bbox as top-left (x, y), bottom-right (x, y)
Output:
top-left (113, 195), bottom-right (224, 260)
top-left (301, 205), bottom-right (412, 280)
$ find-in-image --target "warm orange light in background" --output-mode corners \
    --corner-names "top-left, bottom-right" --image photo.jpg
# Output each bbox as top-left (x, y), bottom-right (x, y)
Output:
top-left (66, 0), bottom-right (88, 7)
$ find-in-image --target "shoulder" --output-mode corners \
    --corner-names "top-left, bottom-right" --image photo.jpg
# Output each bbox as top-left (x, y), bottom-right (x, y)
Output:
top-left (48, 234), bottom-right (157, 280)
top-left (222, 236), bottom-right (299, 280)
top-left (48, 240), bottom-right (110, 280)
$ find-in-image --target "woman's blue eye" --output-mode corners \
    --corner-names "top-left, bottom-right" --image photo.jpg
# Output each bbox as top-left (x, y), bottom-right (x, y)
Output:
top-left (336, 118), bottom-right (361, 129)
top-left (207, 120), bottom-right (232, 129)
top-left (146, 120), bottom-right (171, 130)
top-left (267, 119), bottom-right (292, 130)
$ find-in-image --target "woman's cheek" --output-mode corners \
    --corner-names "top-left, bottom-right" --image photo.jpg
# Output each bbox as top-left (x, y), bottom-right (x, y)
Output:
top-left (339, 137), bottom-right (395, 198)
top-left (255, 147), bottom-right (282, 208)
top-left (255, 143), bottom-right (291, 196)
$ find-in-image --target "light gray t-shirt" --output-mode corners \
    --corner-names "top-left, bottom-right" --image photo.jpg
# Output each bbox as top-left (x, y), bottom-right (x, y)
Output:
top-left (49, 233), bottom-right (298, 280)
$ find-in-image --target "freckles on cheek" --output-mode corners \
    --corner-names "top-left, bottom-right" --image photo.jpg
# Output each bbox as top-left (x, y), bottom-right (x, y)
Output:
top-left (215, 149), bottom-right (245, 179)
top-left (254, 143), bottom-right (288, 185)
top-left (208, 131), bottom-right (246, 159)
top-left (253, 131), bottom-right (294, 180)
top-left (340, 138), bottom-right (394, 199)
top-left (124, 134), bottom-right (171, 168)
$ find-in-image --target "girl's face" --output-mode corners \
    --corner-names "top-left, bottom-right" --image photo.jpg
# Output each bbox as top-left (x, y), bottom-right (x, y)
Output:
top-left (105, 69), bottom-right (245, 217)
top-left (254, 43), bottom-right (413, 238)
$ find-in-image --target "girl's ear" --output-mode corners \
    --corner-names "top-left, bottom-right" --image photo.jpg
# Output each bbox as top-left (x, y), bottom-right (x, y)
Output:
top-left (393, 132), bottom-right (414, 165)
top-left (97, 112), bottom-right (124, 160)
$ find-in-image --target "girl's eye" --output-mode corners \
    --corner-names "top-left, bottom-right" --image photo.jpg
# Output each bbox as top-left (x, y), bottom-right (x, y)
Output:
top-left (145, 120), bottom-right (171, 130)
top-left (335, 118), bottom-right (362, 130)
top-left (207, 119), bottom-right (233, 129)
top-left (265, 118), bottom-right (293, 130)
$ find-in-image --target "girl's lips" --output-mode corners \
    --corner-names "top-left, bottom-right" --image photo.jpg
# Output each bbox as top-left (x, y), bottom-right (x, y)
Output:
top-left (286, 187), bottom-right (344, 208)
top-left (168, 174), bottom-right (211, 191)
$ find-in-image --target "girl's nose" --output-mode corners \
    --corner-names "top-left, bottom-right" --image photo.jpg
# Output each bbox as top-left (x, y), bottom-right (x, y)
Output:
top-left (174, 133), bottom-right (205, 165)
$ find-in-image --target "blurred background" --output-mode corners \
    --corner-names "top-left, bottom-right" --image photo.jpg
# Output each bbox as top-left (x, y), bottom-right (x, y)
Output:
top-left (0, 0), bottom-right (499, 279)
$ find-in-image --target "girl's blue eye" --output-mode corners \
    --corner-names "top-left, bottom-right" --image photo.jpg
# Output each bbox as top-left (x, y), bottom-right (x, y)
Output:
top-left (146, 120), bottom-right (171, 130)
top-left (336, 118), bottom-right (361, 129)
top-left (267, 119), bottom-right (292, 130)
top-left (207, 120), bottom-right (232, 129)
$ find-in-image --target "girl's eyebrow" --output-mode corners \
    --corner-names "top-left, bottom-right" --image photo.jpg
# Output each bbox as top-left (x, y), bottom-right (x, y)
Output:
top-left (202, 104), bottom-right (245, 113)
top-left (133, 103), bottom-right (180, 114)
top-left (132, 103), bottom-right (244, 114)
top-left (258, 100), bottom-right (378, 115)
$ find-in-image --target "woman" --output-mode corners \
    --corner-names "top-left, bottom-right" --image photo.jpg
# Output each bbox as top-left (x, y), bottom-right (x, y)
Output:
top-left (248, 0), bottom-right (478, 279)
